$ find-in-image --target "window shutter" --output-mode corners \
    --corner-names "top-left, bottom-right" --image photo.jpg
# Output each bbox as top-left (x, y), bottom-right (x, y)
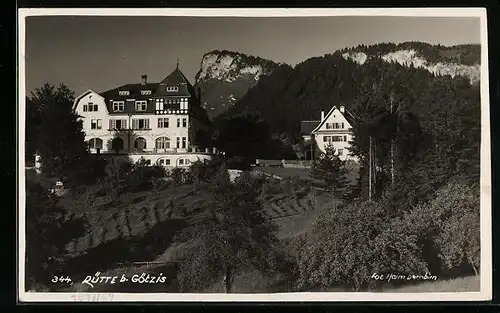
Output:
top-left (122, 119), bottom-right (127, 129)
top-left (132, 119), bottom-right (137, 129)
top-left (110, 120), bottom-right (115, 129)
top-left (145, 119), bottom-right (150, 129)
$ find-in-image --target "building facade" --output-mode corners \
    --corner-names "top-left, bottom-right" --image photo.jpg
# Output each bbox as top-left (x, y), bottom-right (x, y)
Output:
top-left (73, 66), bottom-right (215, 168)
top-left (300, 105), bottom-right (358, 161)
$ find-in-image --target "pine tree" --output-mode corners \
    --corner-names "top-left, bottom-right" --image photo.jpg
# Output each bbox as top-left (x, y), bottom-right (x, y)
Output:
top-left (310, 145), bottom-right (348, 197)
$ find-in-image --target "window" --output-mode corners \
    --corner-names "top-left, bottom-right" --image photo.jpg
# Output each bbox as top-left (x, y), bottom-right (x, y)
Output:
top-left (155, 98), bottom-right (164, 111)
top-left (176, 137), bottom-right (180, 148)
top-left (134, 137), bottom-right (147, 151)
top-left (132, 118), bottom-right (150, 130)
top-left (158, 118), bottom-right (169, 128)
top-left (338, 149), bottom-right (343, 156)
top-left (83, 103), bottom-right (98, 112)
top-left (323, 136), bottom-right (344, 142)
top-left (155, 137), bottom-right (171, 149)
top-left (326, 123), bottom-right (332, 129)
top-left (118, 90), bottom-right (129, 96)
top-left (180, 98), bottom-right (189, 110)
top-left (182, 137), bottom-right (186, 149)
top-left (111, 137), bottom-right (124, 151)
top-left (90, 119), bottom-right (102, 129)
top-left (182, 118), bottom-right (187, 127)
top-left (166, 86), bottom-right (179, 92)
top-left (135, 100), bottom-right (147, 111)
top-left (109, 119), bottom-right (127, 130)
top-left (113, 101), bottom-right (124, 112)
top-left (177, 118), bottom-right (181, 127)
top-left (178, 158), bottom-right (190, 166)
top-left (141, 90), bottom-right (151, 95)
top-left (88, 138), bottom-right (103, 150)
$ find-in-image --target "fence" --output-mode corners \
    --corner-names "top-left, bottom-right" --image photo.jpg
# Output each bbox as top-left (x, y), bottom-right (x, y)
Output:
top-left (255, 159), bottom-right (312, 169)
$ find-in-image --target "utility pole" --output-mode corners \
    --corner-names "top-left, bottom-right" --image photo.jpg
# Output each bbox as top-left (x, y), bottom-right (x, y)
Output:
top-left (390, 97), bottom-right (395, 188)
top-left (369, 136), bottom-right (372, 201)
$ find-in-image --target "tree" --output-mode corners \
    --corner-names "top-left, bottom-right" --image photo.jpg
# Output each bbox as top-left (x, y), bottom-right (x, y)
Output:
top-left (32, 83), bottom-right (89, 181)
top-left (102, 156), bottom-right (133, 200)
top-left (26, 97), bottom-right (43, 160)
top-left (292, 200), bottom-right (428, 291)
top-left (310, 145), bottom-right (348, 197)
top-left (405, 180), bottom-right (480, 276)
top-left (175, 165), bottom-right (282, 293)
top-left (25, 180), bottom-right (87, 290)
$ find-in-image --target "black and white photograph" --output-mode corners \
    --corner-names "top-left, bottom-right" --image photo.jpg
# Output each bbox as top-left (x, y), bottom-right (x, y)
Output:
top-left (18, 8), bottom-right (491, 302)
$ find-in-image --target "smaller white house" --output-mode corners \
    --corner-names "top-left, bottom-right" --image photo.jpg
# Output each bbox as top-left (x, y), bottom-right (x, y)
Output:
top-left (301, 105), bottom-right (358, 161)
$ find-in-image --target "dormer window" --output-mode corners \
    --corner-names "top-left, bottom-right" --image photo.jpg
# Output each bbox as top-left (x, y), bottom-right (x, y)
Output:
top-left (118, 90), bottom-right (130, 96)
top-left (113, 101), bottom-right (125, 112)
top-left (166, 86), bottom-right (179, 92)
top-left (141, 90), bottom-right (152, 95)
top-left (135, 100), bottom-right (147, 112)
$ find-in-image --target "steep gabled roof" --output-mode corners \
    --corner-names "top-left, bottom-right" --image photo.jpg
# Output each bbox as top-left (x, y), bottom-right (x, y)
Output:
top-left (155, 68), bottom-right (197, 97)
top-left (72, 89), bottom-right (105, 111)
top-left (311, 105), bottom-right (357, 134)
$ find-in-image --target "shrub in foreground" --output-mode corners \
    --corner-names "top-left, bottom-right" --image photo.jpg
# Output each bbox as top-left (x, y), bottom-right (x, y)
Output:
top-left (291, 200), bottom-right (428, 291)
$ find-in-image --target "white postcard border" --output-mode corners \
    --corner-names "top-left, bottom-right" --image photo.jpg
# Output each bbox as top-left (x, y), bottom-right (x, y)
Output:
top-left (17, 7), bottom-right (492, 302)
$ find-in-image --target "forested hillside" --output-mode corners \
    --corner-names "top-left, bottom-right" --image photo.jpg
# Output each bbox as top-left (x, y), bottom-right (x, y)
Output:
top-left (219, 47), bottom-right (480, 138)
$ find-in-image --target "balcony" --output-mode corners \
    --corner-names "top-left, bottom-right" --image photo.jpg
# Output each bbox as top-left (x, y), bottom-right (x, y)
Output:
top-left (127, 147), bottom-right (220, 155)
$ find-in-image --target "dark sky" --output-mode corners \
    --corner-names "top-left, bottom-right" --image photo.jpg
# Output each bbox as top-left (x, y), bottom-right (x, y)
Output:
top-left (25, 16), bottom-right (481, 96)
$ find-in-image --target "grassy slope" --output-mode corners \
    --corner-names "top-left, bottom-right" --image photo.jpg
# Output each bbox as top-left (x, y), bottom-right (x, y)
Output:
top-left (32, 164), bottom-right (478, 293)
top-left (49, 175), bottom-right (336, 292)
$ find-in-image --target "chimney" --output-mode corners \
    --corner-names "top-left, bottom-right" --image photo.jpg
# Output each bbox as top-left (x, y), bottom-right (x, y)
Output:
top-left (321, 111), bottom-right (325, 122)
top-left (141, 74), bottom-right (147, 86)
top-left (340, 105), bottom-right (345, 113)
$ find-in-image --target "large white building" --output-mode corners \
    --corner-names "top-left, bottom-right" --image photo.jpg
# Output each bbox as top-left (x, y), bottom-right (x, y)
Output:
top-left (72, 66), bottom-right (216, 168)
top-left (300, 105), bottom-right (358, 161)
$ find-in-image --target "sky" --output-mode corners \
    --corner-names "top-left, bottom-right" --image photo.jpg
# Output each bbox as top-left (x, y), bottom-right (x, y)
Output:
top-left (24, 15), bottom-right (481, 96)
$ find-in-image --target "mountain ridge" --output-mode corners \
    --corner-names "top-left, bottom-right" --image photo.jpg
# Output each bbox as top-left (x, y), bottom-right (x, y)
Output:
top-left (215, 41), bottom-right (481, 139)
top-left (194, 50), bottom-right (283, 118)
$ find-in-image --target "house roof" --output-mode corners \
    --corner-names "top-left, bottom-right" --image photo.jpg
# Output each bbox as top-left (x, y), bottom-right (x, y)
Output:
top-left (310, 106), bottom-right (357, 134)
top-left (155, 68), bottom-right (198, 97)
top-left (301, 121), bottom-right (320, 135)
top-left (97, 67), bottom-right (204, 117)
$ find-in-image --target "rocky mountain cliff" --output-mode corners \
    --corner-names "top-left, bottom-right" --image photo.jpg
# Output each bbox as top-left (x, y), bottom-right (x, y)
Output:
top-left (217, 41), bottom-right (481, 137)
top-left (194, 50), bottom-right (281, 118)
top-left (340, 42), bottom-right (481, 84)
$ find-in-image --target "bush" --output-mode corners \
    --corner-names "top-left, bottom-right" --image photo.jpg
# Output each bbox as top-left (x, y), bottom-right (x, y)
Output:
top-left (171, 167), bottom-right (187, 185)
top-left (292, 200), bottom-right (428, 291)
top-left (404, 180), bottom-right (480, 276)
